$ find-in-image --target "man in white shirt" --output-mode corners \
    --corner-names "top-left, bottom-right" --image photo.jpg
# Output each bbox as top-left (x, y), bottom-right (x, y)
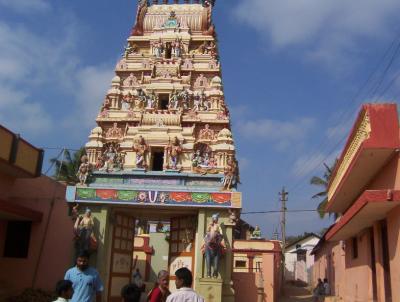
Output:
top-left (166, 268), bottom-right (204, 302)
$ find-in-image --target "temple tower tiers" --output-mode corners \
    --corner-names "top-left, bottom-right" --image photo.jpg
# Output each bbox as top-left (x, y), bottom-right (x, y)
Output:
top-left (68, 1), bottom-right (241, 302)
top-left (86, 0), bottom-right (238, 181)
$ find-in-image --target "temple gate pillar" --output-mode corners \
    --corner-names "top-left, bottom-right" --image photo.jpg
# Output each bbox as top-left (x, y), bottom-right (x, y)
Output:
top-left (222, 215), bottom-right (235, 302)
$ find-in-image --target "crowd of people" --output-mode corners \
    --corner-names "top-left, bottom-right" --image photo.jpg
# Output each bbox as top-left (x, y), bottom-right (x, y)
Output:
top-left (312, 278), bottom-right (330, 302)
top-left (53, 250), bottom-right (205, 302)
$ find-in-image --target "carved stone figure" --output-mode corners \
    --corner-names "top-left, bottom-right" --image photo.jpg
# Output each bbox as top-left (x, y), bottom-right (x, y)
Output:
top-left (199, 124), bottom-right (215, 140)
top-left (153, 39), bottom-right (163, 58)
top-left (191, 150), bottom-right (203, 168)
top-left (134, 136), bottom-right (148, 169)
top-left (173, 39), bottom-right (182, 57)
top-left (179, 89), bottom-right (191, 110)
top-left (202, 213), bottom-right (225, 278)
top-left (169, 90), bottom-right (179, 110)
top-left (106, 123), bottom-right (123, 139)
top-left (124, 43), bottom-right (138, 58)
top-left (146, 91), bottom-right (157, 109)
top-left (77, 155), bottom-right (90, 186)
top-left (74, 208), bottom-right (97, 255)
top-left (121, 95), bottom-right (132, 111)
top-left (165, 137), bottom-right (182, 170)
top-left (136, 88), bottom-right (147, 109)
top-left (222, 157), bottom-right (238, 190)
top-left (251, 225), bottom-right (262, 239)
top-left (193, 94), bottom-right (201, 111)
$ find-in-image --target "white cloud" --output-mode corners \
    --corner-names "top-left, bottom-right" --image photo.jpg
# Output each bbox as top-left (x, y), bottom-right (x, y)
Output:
top-left (0, 14), bottom-right (115, 139)
top-left (0, 0), bottom-right (50, 13)
top-left (0, 85), bottom-right (52, 135)
top-left (238, 117), bottom-right (315, 149)
top-left (65, 65), bottom-right (114, 130)
top-left (233, 0), bottom-right (400, 70)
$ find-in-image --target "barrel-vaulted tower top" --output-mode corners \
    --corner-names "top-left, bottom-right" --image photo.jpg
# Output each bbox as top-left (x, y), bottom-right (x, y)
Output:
top-left (84, 0), bottom-right (238, 191)
top-left (132, 0), bottom-right (216, 36)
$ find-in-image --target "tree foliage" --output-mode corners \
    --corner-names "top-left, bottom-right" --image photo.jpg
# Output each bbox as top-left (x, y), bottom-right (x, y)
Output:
top-left (310, 161), bottom-right (337, 219)
top-left (49, 147), bottom-right (86, 184)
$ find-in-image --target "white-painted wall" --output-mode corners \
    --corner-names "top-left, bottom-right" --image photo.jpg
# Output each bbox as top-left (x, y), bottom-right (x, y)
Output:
top-left (284, 236), bottom-right (320, 284)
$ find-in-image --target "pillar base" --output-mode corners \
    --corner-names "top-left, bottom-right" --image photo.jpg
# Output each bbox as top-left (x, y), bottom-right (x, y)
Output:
top-left (197, 278), bottom-right (223, 302)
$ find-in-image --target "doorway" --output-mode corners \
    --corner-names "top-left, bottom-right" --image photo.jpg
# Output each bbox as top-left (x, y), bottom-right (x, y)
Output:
top-left (108, 213), bottom-right (136, 302)
top-left (159, 94), bottom-right (169, 110)
top-left (381, 220), bottom-right (392, 300)
top-left (151, 150), bottom-right (164, 171)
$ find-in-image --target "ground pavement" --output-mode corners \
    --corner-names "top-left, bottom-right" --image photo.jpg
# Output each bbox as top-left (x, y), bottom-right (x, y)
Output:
top-left (279, 283), bottom-right (314, 302)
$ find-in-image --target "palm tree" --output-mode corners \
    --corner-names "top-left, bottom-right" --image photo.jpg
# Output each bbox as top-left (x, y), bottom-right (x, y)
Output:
top-left (310, 161), bottom-right (337, 218)
top-left (49, 147), bottom-right (86, 184)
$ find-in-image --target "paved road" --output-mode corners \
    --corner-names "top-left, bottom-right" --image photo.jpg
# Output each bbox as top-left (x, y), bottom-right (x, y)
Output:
top-left (279, 284), bottom-right (314, 302)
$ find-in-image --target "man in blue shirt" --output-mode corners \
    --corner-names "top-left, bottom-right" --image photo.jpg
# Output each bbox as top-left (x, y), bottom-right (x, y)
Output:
top-left (65, 251), bottom-right (104, 302)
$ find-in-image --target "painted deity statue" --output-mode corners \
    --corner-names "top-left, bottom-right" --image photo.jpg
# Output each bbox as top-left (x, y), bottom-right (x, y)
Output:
top-left (179, 89), bottom-right (191, 110)
top-left (193, 94), bottom-right (201, 111)
top-left (251, 225), bottom-right (262, 239)
top-left (146, 92), bottom-right (157, 109)
top-left (124, 43), bottom-right (138, 58)
top-left (191, 150), bottom-right (203, 168)
top-left (134, 136), bottom-right (148, 169)
top-left (165, 137), bottom-right (182, 170)
top-left (173, 39), bottom-right (182, 57)
top-left (136, 88), bottom-right (147, 109)
top-left (222, 157), bottom-right (237, 190)
top-left (169, 90), bottom-right (179, 110)
top-left (77, 155), bottom-right (90, 186)
top-left (74, 208), bottom-right (97, 255)
top-left (202, 213), bottom-right (225, 278)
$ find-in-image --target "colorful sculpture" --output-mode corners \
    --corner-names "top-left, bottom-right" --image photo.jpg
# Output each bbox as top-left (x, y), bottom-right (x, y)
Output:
top-left (202, 213), bottom-right (225, 278)
top-left (134, 136), bottom-right (148, 169)
top-left (77, 155), bottom-right (91, 186)
top-left (222, 157), bottom-right (238, 190)
top-left (251, 225), bottom-right (262, 239)
top-left (165, 137), bottom-right (182, 170)
top-left (74, 208), bottom-right (97, 254)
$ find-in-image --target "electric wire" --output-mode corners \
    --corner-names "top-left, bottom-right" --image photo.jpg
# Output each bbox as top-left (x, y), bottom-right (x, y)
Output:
top-left (286, 29), bottom-right (400, 196)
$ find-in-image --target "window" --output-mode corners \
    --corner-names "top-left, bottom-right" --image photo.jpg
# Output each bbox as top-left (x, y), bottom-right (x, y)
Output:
top-left (235, 260), bottom-right (246, 268)
top-left (152, 151), bottom-right (164, 171)
top-left (3, 221), bottom-right (32, 258)
top-left (159, 94), bottom-right (169, 110)
top-left (352, 237), bottom-right (359, 259)
top-left (297, 250), bottom-right (306, 262)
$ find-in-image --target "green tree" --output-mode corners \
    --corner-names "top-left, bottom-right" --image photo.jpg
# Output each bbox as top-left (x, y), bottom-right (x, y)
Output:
top-left (50, 147), bottom-right (86, 184)
top-left (310, 161), bottom-right (337, 218)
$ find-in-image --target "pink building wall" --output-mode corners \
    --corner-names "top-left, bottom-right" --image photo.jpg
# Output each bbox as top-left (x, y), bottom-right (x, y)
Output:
top-left (343, 230), bottom-right (374, 302)
top-left (312, 241), bottom-right (345, 298)
top-left (0, 176), bottom-right (74, 293)
top-left (233, 252), bottom-right (281, 302)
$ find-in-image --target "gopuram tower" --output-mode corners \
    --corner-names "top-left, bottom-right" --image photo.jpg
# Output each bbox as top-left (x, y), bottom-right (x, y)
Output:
top-left (66, 1), bottom-right (241, 301)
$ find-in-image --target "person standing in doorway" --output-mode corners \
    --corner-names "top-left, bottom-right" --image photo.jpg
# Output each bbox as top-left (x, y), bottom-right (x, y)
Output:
top-left (64, 251), bottom-right (104, 302)
top-left (166, 268), bottom-right (204, 302)
top-left (147, 270), bottom-right (171, 302)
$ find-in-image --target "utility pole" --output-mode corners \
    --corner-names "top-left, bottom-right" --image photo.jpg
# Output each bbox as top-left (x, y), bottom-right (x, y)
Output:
top-left (279, 187), bottom-right (288, 280)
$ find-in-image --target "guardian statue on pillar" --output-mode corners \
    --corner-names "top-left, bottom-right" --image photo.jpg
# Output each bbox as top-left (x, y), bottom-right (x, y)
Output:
top-left (202, 213), bottom-right (225, 278)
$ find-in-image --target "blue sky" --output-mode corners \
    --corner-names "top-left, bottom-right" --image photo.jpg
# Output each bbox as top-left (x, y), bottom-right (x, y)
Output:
top-left (2, 0), bottom-right (400, 237)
